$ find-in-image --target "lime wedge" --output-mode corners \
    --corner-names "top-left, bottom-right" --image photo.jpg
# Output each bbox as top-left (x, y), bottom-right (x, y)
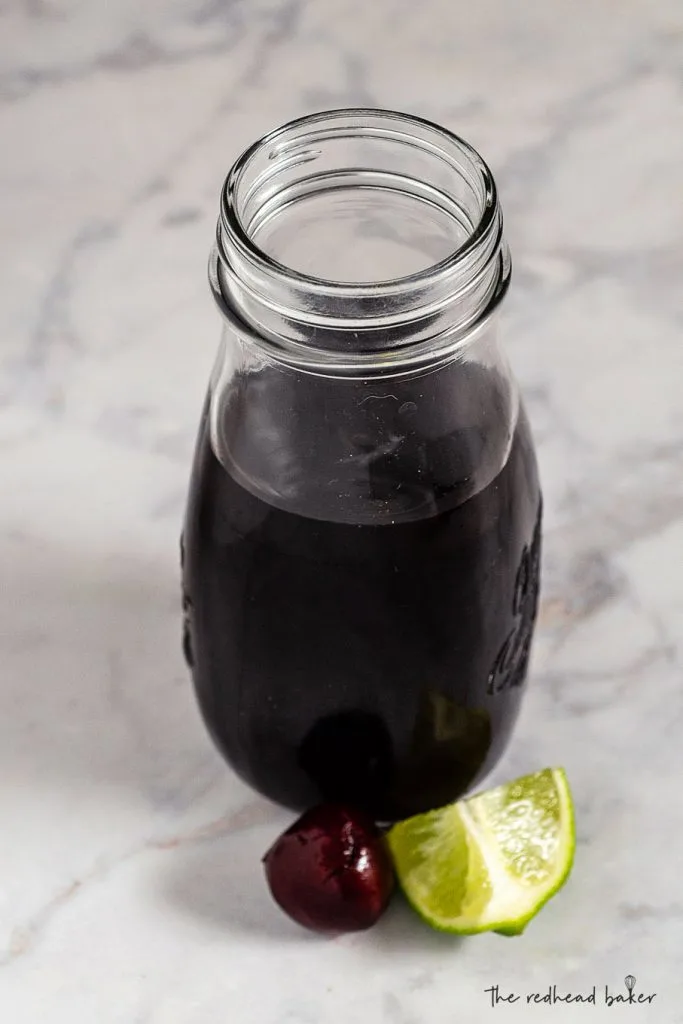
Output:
top-left (387, 767), bottom-right (575, 935)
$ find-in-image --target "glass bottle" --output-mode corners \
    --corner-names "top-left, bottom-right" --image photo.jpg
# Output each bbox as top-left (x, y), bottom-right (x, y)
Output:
top-left (182, 109), bottom-right (542, 823)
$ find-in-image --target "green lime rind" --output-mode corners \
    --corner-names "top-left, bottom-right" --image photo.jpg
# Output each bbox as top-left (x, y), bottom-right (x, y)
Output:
top-left (388, 767), bottom-right (575, 936)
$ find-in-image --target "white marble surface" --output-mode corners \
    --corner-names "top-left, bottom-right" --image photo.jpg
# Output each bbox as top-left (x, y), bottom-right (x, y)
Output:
top-left (1, 1), bottom-right (683, 1021)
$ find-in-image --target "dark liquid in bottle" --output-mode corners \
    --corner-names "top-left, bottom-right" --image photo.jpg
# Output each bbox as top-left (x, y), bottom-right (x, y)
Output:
top-left (182, 366), bottom-right (541, 822)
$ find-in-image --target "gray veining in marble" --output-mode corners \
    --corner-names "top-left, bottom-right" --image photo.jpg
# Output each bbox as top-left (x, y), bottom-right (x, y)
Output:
top-left (1, 1), bottom-right (682, 1021)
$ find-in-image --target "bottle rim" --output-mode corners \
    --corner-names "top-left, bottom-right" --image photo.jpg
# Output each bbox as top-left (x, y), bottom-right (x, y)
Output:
top-left (210, 108), bottom-right (510, 371)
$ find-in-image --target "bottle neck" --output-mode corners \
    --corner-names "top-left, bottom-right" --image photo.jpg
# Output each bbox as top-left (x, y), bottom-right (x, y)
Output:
top-left (209, 109), bottom-right (510, 374)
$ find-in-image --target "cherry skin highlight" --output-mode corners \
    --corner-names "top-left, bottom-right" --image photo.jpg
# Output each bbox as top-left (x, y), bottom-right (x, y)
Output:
top-left (263, 805), bottom-right (395, 932)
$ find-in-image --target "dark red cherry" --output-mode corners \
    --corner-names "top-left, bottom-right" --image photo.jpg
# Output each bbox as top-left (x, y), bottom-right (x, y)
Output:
top-left (263, 805), bottom-right (394, 933)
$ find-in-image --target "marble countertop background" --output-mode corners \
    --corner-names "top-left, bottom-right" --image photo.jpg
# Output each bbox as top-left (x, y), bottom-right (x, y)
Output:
top-left (1, 1), bottom-right (682, 1021)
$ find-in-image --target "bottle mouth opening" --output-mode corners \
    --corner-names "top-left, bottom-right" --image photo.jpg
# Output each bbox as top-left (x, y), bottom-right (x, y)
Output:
top-left (224, 108), bottom-right (496, 289)
top-left (211, 108), bottom-right (508, 359)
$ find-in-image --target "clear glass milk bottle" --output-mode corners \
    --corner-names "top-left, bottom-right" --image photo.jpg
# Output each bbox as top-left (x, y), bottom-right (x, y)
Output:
top-left (181, 109), bottom-right (542, 823)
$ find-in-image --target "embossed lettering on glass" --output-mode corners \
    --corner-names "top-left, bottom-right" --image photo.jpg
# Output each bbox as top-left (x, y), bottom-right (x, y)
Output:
top-left (181, 110), bottom-right (542, 822)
